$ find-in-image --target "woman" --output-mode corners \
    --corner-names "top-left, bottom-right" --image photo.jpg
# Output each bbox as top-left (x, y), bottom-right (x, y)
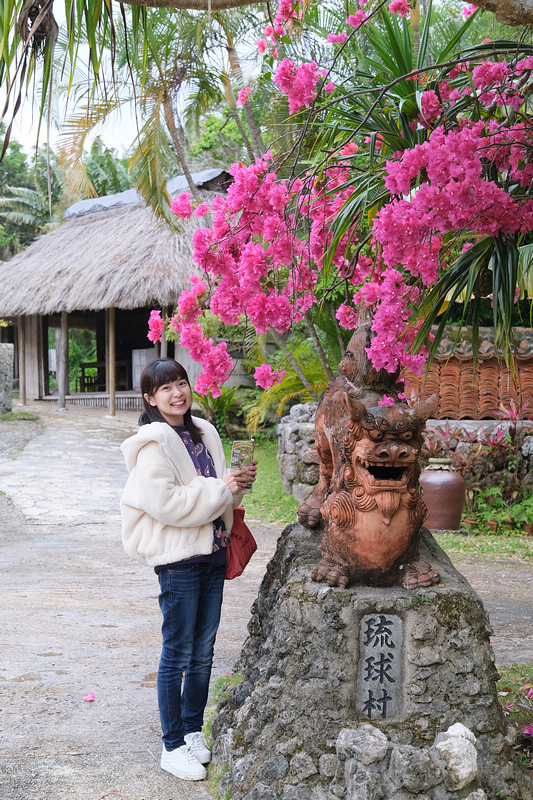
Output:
top-left (120, 357), bottom-right (256, 781)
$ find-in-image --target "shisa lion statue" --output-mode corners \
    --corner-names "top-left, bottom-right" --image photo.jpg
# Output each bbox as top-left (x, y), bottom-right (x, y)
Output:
top-left (298, 308), bottom-right (440, 590)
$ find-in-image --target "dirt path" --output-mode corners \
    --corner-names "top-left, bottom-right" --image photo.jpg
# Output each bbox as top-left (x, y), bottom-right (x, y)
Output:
top-left (0, 401), bottom-right (531, 800)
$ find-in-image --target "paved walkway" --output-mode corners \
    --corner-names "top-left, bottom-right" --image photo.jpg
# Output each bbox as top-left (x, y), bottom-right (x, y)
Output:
top-left (0, 401), bottom-right (532, 800)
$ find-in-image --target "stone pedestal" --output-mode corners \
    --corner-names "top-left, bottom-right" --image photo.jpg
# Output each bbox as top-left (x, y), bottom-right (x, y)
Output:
top-left (0, 343), bottom-right (14, 414)
top-left (211, 524), bottom-right (532, 800)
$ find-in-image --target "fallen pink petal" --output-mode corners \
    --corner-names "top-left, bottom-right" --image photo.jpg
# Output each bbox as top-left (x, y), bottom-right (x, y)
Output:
top-left (83, 692), bottom-right (95, 702)
top-left (523, 724), bottom-right (533, 736)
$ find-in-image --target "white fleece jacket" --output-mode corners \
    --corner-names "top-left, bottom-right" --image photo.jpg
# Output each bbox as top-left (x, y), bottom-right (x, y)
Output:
top-left (120, 418), bottom-right (238, 567)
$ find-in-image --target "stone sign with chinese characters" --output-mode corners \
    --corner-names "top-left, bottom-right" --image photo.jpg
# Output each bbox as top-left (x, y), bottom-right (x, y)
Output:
top-left (357, 613), bottom-right (403, 720)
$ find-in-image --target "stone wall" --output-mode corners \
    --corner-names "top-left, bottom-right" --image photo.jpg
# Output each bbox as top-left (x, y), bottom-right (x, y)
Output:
top-left (211, 524), bottom-right (532, 800)
top-left (277, 401), bottom-right (533, 503)
top-left (277, 402), bottom-right (320, 502)
top-left (0, 344), bottom-right (14, 414)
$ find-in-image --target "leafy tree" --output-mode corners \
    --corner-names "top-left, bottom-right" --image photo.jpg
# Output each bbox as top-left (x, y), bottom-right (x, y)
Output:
top-left (84, 137), bottom-right (131, 196)
top-left (160, 1), bottom-right (533, 401)
top-left (188, 111), bottom-right (252, 167)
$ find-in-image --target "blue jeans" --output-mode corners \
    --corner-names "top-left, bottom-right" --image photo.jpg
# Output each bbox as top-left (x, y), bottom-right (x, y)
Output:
top-left (157, 562), bottom-right (226, 751)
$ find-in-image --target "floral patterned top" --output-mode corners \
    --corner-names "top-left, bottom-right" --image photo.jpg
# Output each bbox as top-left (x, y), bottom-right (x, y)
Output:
top-left (153, 425), bottom-right (227, 573)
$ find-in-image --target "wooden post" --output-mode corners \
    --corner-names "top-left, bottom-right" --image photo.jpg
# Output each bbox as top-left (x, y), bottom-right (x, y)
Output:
top-left (57, 311), bottom-right (69, 410)
top-left (19, 317), bottom-right (27, 405)
top-left (161, 306), bottom-right (168, 357)
top-left (108, 307), bottom-right (116, 417)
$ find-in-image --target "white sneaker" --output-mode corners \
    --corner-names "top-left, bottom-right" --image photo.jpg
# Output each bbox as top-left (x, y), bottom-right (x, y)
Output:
top-left (160, 744), bottom-right (207, 781)
top-left (184, 731), bottom-right (211, 764)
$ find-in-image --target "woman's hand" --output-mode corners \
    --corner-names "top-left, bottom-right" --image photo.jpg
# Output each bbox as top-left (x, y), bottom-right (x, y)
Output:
top-left (224, 460), bottom-right (258, 495)
top-left (246, 459), bottom-right (258, 485)
top-left (224, 470), bottom-right (251, 495)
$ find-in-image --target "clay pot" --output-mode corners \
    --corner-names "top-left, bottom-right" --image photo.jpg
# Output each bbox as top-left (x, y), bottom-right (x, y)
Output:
top-left (419, 458), bottom-right (466, 531)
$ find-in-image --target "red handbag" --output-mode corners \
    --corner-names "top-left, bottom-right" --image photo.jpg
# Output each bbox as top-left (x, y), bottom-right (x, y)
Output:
top-left (226, 506), bottom-right (257, 580)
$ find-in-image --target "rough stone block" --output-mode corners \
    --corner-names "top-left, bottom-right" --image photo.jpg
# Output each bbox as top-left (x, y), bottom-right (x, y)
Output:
top-left (256, 755), bottom-right (290, 784)
top-left (388, 746), bottom-right (442, 792)
top-left (290, 752), bottom-right (318, 780)
top-left (297, 463), bottom-right (319, 484)
top-left (298, 422), bottom-right (316, 442)
top-left (292, 483), bottom-right (314, 502)
top-left (435, 737), bottom-right (478, 790)
top-left (243, 784), bottom-right (278, 800)
top-left (279, 454), bottom-right (299, 481)
top-left (336, 727), bottom-right (388, 766)
top-left (345, 760), bottom-right (384, 799)
top-left (0, 343), bottom-right (14, 414)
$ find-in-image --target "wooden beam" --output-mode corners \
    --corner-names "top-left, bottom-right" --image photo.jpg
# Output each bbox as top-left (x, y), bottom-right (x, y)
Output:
top-left (18, 317), bottom-right (26, 405)
top-left (57, 312), bottom-right (69, 410)
top-left (161, 306), bottom-right (168, 358)
top-left (108, 307), bottom-right (116, 417)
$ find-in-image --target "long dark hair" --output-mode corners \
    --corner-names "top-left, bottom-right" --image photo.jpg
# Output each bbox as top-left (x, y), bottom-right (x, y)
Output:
top-left (139, 357), bottom-right (203, 444)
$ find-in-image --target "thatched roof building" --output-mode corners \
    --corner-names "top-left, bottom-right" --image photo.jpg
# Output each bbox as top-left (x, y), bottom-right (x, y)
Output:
top-left (0, 168), bottom-right (232, 410)
top-left (0, 168), bottom-right (227, 316)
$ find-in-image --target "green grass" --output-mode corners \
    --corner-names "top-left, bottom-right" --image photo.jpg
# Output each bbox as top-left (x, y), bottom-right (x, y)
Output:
top-left (497, 664), bottom-right (533, 774)
top-left (224, 439), bottom-right (299, 526)
top-left (434, 532), bottom-right (533, 561)
top-left (0, 411), bottom-right (39, 421)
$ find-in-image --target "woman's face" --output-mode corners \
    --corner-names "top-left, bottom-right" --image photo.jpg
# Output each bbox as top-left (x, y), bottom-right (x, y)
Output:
top-left (145, 378), bottom-right (192, 426)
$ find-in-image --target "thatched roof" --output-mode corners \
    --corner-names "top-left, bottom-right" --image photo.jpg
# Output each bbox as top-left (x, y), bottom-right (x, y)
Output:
top-left (0, 168), bottom-right (229, 317)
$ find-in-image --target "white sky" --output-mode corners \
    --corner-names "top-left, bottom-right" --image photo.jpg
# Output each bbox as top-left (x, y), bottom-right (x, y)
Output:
top-left (7, 0), bottom-right (141, 157)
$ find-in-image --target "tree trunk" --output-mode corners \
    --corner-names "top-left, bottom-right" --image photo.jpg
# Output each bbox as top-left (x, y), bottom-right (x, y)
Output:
top-left (218, 16), bottom-right (265, 158)
top-left (329, 302), bottom-right (346, 358)
top-left (242, 100), bottom-right (265, 158)
top-left (163, 96), bottom-right (202, 200)
top-left (222, 78), bottom-right (256, 163)
top-left (472, 0), bottom-right (533, 25)
top-left (270, 329), bottom-right (317, 396)
top-left (410, 1), bottom-right (420, 60)
top-left (305, 311), bottom-right (335, 382)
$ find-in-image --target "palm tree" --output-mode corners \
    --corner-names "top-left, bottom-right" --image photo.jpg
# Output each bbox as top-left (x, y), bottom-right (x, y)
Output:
top-left (55, 5), bottom-right (267, 217)
top-left (0, 186), bottom-right (57, 233)
top-left (0, 0), bottom-right (532, 162)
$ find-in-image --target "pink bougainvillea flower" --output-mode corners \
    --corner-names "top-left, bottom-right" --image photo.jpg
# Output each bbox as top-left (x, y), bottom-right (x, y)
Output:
top-left (194, 203), bottom-right (210, 217)
top-left (170, 192), bottom-right (193, 219)
top-left (84, 692), bottom-right (95, 702)
top-left (463, 3), bottom-right (477, 16)
top-left (256, 38), bottom-right (267, 54)
top-left (388, 0), bottom-right (411, 17)
top-left (327, 32), bottom-right (347, 44)
top-left (378, 395), bottom-right (396, 407)
top-left (253, 363), bottom-right (285, 389)
top-left (346, 10), bottom-right (367, 26)
top-left (147, 310), bottom-right (164, 343)
top-left (336, 303), bottom-right (358, 329)
top-left (506, 704), bottom-right (514, 710)
top-left (524, 724), bottom-right (533, 736)
top-left (528, 687), bottom-right (533, 698)
top-left (237, 87), bottom-right (252, 106)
